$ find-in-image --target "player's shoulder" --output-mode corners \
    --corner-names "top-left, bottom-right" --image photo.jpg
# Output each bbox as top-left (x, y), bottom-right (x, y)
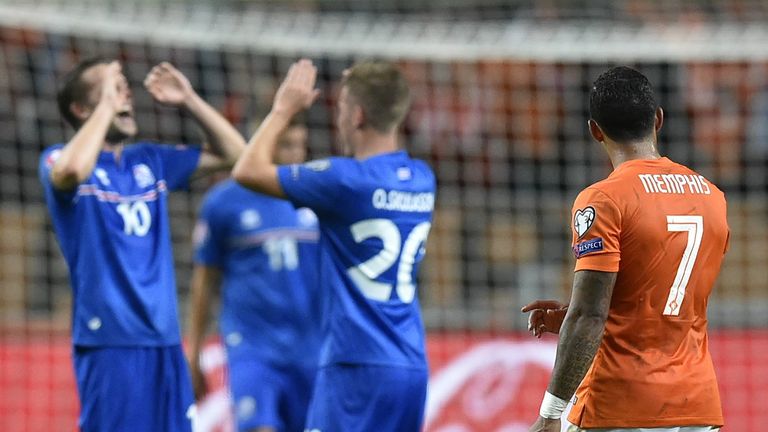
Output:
top-left (205, 177), bottom-right (235, 198)
top-left (299, 156), bottom-right (358, 177)
top-left (198, 179), bottom-right (237, 214)
top-left (577, 159), bottom-right (653, 202)
top-left (40, 144), bottom-right (65, 168)
top-left (312, 156), bottom-right (363, 186)
top-left (309, 156), bottom-right (353, 168)
top-left (575, 179), bottom-right (619, 206)
top-left (668, 159), bottom-right (726, 197)
top-left (406, 155), bottom-right (436, 181)
top-left (365, 150), bottom-right (435, 182)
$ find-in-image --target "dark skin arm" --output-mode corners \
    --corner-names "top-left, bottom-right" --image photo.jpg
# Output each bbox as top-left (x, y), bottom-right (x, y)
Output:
top-left (529, 269), bottom-right (617, 432)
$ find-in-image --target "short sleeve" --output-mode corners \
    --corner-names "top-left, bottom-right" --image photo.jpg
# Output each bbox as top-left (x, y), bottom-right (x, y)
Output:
top-left (571, 187), bottom-right (622, 272)
top-left (39, 146), bottom-right (77, 204)
top-left (277, 158), bottom-right (349, 215)
top-left (153, 144), bottom-right (202, 190)
top-left (193, 192), bottom-right (225, 267)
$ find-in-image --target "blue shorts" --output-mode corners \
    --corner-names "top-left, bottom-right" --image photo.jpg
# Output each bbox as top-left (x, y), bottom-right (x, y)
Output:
top-left (228, 358), bottom-right (315, 432)
top-left (73, 345), bottom-right (194, 432)
top-left (304, 364), bottom-right (428, 432)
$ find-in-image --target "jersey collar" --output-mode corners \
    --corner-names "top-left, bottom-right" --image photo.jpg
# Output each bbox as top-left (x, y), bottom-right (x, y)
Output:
top-left (613, 156), bottom-right (671, 174)
top-left (360, 149), bottom-right (408, 162)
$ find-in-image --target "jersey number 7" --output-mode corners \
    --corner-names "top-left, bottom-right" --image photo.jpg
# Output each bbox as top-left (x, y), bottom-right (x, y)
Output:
top-left (347, 219), bottom-right (432, 304)
top-left (663, 215), bottom-right (703, 316)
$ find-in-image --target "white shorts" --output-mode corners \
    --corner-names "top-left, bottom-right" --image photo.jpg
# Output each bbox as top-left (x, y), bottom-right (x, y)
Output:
top-left (565, 424), bottom-right (720, 432)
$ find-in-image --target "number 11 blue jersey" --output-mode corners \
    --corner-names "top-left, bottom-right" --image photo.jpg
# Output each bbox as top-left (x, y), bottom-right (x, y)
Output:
top-left (276, 150), bottom-right (435, 369)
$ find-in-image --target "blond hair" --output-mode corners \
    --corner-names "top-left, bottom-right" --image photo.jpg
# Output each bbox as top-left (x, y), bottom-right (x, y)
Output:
top-left (342, 61), bottom-right (412, 133)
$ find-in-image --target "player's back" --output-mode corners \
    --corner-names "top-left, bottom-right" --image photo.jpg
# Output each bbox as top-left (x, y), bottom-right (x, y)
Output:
top-left (278, 150), bottom-right (436, 369)
top-left (568, 157), bottom-right (728, 429)
top-left (322, 151), bottom-right (434, 368)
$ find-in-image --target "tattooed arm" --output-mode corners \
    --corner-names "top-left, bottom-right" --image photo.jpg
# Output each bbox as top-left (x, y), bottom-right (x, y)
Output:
top-left (548, 270), bottom-right (616, 398)
top-left (528, 270), bottom-right (616, 432)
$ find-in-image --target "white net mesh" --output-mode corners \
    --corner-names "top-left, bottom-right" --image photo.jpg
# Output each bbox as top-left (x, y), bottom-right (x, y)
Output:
top-left (1, 1), bottom-right (767, 430)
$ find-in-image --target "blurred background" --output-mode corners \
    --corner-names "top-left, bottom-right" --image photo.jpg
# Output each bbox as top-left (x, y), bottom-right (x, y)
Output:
top-left (0, 0), bottom-right (766, 431)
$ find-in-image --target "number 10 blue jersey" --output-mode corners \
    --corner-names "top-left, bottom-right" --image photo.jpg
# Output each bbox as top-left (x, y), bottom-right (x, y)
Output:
top-left (277, 150), bottom-right (435, 369)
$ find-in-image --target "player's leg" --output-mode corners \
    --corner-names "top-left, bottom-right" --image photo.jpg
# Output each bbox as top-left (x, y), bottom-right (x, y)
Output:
top-left (228, 358), bottom-right (284, 432)
top-left (74, 346), bottom-right (125, 432)
top-left (279, 363), bottom-right (317, 432)
top-left (74, 345), bottom-right (193, 432)
top-left (304, 364), bottom-right (428, 432)
top-left (161, 344), bottom-right (196, 432)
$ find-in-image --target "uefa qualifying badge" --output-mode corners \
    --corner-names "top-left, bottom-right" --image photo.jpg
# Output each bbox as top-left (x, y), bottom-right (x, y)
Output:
top-left (574, 206), bottom-right (596, 238)
top-left (133, 164), bottom-right (156, 188)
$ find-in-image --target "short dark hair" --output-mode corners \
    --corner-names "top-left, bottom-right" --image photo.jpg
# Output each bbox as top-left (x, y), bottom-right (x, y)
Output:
top-left (589, 66), bottom-right (658, 142)
top-left (342, 61), bottom-right (411, 133)
top-left (57, 57), bottom-right (112, 128)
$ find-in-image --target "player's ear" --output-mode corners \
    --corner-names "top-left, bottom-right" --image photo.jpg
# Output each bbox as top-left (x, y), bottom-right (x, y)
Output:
top-left (654, 106), bottom-right (664, 133)
top-left (588, 119), bottom-right (605, 143)
top-left (354, 105), bottom-right (366, 130)
top-left (70, 102), bottom-right (92, 124)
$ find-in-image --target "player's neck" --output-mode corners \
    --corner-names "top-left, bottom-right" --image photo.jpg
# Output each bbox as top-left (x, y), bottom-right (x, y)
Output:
top-left (103, 141), bottom-right (125, 161)
top-left (605, 138), bottom-right (660, 169)
top-left (352, 130), bottom-right (399, 160)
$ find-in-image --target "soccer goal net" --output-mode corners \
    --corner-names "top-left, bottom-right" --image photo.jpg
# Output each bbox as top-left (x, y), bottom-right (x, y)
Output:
top-left (1, 1), bottom-right (766, 430)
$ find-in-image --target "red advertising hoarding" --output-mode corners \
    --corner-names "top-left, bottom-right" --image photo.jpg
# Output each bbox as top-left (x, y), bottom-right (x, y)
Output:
top-left (1, 330), bottom-right (766, 431)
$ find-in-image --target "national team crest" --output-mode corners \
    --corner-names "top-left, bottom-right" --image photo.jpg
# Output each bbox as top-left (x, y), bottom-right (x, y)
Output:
top-left (574, 206), bottom-right (596, 238)
top-left (397, 167), bottom-right (412, 180)
top-left (133, 164), bottom-right (155, 188)
top-left (297, 208), bottom-right (318, 227)
top-left (240, 209), bottom-right (261, 230)
top-left (94, 168), bottom-right (111, 186)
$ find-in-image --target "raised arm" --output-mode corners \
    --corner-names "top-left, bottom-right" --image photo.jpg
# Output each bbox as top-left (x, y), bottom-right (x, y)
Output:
top-left (185, 264), bottom-right (222, 401)
top-left (232, 59), bottom-right (320, 198)
top-left (50, 62), bottom-right (126, 190)
top-left (144, 62), bottom-right (245, 177)
top-left (529, 270), bottom-right (617, 432)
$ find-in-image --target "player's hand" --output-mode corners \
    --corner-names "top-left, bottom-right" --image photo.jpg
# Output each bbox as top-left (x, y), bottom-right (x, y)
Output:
top-left (144, 62), bottom-right (195, 107)
top-left (528, 416), bottom-right (561, 432)
top-left (99, 61), bottom-right (130, 115)
top-left (189, 360), bottom-right (208, 401)
top-left (521, 300), bottom-right (568, 338)
top-left (272, 58), bottom-right (321, 117)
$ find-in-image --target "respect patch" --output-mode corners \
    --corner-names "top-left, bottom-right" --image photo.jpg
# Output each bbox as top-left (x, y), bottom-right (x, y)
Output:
top-left (573, 237), bottom-right (604, 258)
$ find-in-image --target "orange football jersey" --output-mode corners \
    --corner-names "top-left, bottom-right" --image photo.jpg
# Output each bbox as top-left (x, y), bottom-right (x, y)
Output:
top-left (567, 157), bottom-right (728, 429)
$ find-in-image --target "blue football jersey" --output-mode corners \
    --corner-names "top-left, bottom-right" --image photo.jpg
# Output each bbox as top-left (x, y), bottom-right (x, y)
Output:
top-left (39, 142), bottom-right (201, 346)
top-left (194, 180), bottom-right (321, 368)
top-left (277, 150), bottom-right (435, 369)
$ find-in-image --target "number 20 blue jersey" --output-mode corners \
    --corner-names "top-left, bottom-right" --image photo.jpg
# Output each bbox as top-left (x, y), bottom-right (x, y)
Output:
top-left (277, 150), bottom-right (435, 369)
